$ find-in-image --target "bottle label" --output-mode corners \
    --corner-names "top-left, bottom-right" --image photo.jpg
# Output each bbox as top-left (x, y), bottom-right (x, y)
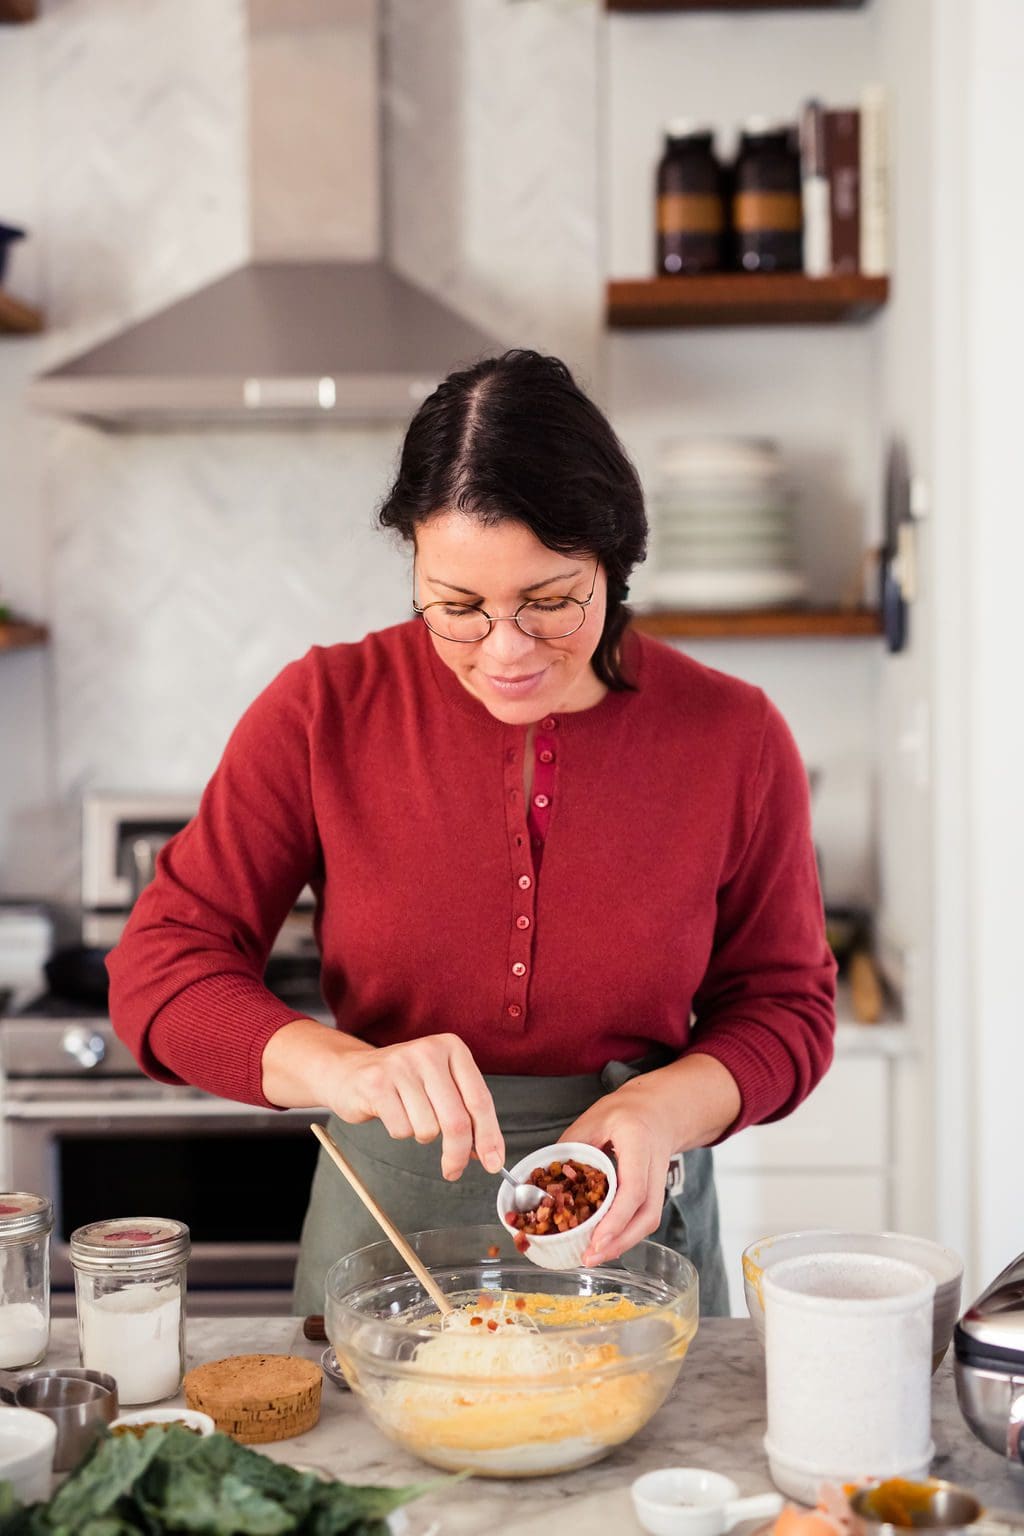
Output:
top-left (657, 193), bottom-right (724, 235)
top-left (733, 191), bottom-right (802, 233)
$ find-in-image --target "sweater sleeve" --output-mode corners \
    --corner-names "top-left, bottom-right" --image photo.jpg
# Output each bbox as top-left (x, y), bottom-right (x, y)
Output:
top-left (106, 657), bottom-right (323, 1107)
top-left (686, 697), bottom-right (836, 1136)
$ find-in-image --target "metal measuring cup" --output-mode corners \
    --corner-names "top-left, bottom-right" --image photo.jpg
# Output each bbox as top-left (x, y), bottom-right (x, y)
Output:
top-left (848, 1480), bottom-right (986, 1536)
top-left (0, 1367), bottom-right (119, 1471)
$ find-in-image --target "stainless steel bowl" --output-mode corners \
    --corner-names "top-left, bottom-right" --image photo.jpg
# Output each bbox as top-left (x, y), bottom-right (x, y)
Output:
top-left (849, 1479), bottom-right (985, 1536)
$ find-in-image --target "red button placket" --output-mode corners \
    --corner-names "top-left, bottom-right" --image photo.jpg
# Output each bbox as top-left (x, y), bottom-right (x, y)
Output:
top-left (527, 722), bottom-right (558, 863)
top-left (501, 721), bottom-right (558, 1028)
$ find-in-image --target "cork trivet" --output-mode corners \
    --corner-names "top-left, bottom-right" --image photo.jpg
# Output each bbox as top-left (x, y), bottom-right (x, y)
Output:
top-left (183, 1354), bottom-right (322, 1444)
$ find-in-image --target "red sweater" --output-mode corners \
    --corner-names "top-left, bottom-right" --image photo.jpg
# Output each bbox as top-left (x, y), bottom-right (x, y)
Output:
top-left (107, 622), bottom-right (835, 1133)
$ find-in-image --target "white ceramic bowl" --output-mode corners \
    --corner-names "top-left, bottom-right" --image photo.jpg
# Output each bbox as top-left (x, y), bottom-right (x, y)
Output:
top-left (742, 1229), bottom-right (963, 1370)
top-left (110, 1407), bottom-right (215, 1437)
top-left (495, 1141), bottom-right (617, 1270)
top-left (0, 1405), bottom-right (57, 1503)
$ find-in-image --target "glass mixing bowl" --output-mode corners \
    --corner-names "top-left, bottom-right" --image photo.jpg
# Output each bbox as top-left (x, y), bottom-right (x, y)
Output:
top-left (325, 1223), bottom-right (699, 1478)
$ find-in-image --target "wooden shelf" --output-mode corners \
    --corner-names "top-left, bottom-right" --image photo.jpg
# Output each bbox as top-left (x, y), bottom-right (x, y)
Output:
top-left (633, 607), bottom-right (883, 639)
top-left (0, 288), bottom-right (44, 334)
top-left (607, 1), bottom-right (865, 10)
top-left (0, 0), bottom-right (37, 20)
top-left (0, 621), bottom-right (49, 652)
top-left (607, 273), bottom-right (889, 328)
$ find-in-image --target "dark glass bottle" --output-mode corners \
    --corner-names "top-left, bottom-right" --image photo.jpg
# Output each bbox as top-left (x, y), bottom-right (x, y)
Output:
top-left (732, 120), bottom-right (803, 273)
top-left (655, 122), bottom-right (726, 276)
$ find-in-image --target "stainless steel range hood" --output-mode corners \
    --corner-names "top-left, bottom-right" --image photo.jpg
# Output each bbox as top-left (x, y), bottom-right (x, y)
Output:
top-left (28, 263), bottom-right (500, 427)
top-left (29, 0), bottom-right (500, 428)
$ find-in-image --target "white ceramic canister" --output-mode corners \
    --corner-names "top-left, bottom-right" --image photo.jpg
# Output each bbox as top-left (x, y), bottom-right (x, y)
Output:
top-left (70, 1217), bottom-right (190, 1406)
top-left (762, 1251), bottom-right (935, 1503)
top-left (0, 1192), bottom-right (53, 1369)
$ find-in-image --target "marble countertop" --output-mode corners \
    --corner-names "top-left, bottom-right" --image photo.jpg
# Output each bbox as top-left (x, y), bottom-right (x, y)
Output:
top-left (45, 1318), bottom-right (1024, 1535)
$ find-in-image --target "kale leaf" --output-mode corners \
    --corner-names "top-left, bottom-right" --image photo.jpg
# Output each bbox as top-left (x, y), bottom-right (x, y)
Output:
top-left (0, 1426), bottom-right (441, 1536)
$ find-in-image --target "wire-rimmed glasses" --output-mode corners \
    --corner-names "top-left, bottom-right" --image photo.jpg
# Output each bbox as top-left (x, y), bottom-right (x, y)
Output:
top-left (413, 558), bottom-right (600, 643)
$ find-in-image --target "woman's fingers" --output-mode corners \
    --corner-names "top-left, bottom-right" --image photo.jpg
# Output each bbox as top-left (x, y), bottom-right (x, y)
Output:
top-left (447, 1045), bottom-right (505, 1174)
top-left (589, 1178), bottom-right (666, 1263)
top-left (583, 1155), bottom-right (649, 1263)
top-left (419, 1063), bottom-right (476, 1180)
top-left (336, 1034), bottom-right (502, 1181)
top-left (373, 1087), bottom-right (416, 1142)
top-left (393, 1075), bottom-right (442, 1146)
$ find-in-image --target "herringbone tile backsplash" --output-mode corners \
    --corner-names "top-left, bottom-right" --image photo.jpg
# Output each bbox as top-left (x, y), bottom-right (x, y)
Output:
top-left (19, 0), bottom-right (601, 901)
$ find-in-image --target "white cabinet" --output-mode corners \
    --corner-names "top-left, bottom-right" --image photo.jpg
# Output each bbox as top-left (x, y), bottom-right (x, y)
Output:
top-left (713, 1054), bottom-right (892, 1315)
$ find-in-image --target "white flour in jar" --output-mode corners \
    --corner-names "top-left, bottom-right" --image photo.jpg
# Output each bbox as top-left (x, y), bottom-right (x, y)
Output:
top-left (0, 1302), bottom-right (48, 1368)
top-left (79, 1282), bottom-right (181, 1403)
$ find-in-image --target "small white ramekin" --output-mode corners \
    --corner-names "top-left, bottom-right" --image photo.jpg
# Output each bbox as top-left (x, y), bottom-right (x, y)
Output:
top-left (110, 1407), bottom-right (215, 1437)
top-left (0, 1407), bottom-right (57, 1504)
top-left (496, 1140), bottom-right (617, 1270)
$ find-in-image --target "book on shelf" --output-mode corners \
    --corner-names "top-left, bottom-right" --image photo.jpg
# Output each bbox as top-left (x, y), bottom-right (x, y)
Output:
top-left (814, 87), bottom-right (888, 279)
top-left (825, 107), bottom-right (861, 274)
top-left (859, 85), bottom-right (888, 277)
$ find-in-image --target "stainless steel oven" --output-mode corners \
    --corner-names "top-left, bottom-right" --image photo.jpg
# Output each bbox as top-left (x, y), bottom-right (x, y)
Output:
top-left (0, 792), bottom-right (328, 1316)
top-left (0, 1014), bottom-right (328, 1315)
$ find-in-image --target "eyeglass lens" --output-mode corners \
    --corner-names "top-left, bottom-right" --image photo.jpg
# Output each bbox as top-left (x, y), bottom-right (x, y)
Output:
top-left (422, 599), bottom-right (587, 642)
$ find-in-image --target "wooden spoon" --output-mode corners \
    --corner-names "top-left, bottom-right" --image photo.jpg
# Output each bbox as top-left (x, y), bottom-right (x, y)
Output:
top-left (311, 1124), bottom-right (454, 1316)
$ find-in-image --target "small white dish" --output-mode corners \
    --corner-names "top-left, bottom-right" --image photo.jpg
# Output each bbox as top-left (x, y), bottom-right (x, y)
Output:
top-left (631, 1468), bottom-right (783, 1536)
top-left (110, 1407), bottom-right (215, 1437)
top-left (495, 1141), bottom-right (617, 1270)
top-left (0, 1405), bottom-right (58, 1504)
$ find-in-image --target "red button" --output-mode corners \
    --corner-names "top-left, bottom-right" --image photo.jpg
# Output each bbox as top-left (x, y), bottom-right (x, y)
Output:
top-left (507, 1004), bottom-right (522, 1018)
top-left (511, 961), bottom-right (527, 977)
top-left (542, 716), bottom-right (557, 730)
top-left (533, 794), bottom-right (549, 809)
top-left (539, 749), bottom-right (554, 764)
top-left (516, 915), bottom-right (530, 930)
top-left (518, 874), bottom-right (532, 890)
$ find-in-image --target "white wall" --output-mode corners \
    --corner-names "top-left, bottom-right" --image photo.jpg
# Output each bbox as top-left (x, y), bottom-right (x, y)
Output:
top-left (0, 19), bottom-right (51, 894)
top-left (956, 0), bottom-right (1024, 1289)
top-left (0, 0), bottom-right (603, 900)
top-left (0, 1), bottom-right (919, 945)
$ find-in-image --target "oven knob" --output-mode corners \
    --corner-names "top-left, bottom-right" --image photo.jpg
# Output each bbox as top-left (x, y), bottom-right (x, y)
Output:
top-left (62, 1028), bottom-right (107, 1069)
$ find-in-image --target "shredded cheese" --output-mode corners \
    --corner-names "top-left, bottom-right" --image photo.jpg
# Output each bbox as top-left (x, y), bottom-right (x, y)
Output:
top-left (363, 1289), bottom-right (695, 1467)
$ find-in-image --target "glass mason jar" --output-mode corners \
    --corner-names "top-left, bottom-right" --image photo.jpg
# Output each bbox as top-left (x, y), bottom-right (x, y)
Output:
top-left (0, 1192), bottom-right (53, 1369)
top-left (70, 1217), bottom-right (190, 1405)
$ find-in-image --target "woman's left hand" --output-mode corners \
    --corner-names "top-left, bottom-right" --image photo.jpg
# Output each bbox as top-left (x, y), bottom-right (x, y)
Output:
top-left (560, 1052), bottom-right (742, 1266)
top-left (561, 1076), bottom-right (676, 1265)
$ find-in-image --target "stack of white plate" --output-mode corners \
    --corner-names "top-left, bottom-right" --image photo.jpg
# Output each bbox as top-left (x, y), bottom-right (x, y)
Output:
top-left (651, 438), bottom-right (807, 610)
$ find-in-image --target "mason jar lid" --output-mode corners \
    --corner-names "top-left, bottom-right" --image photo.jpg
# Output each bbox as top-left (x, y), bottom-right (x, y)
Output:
top-left (69, 1217), bottom-right (190, 1274)
top-left (0, 1192), bottom-right (54, 1240)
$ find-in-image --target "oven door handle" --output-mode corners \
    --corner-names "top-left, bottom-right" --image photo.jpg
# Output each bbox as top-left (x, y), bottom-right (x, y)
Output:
top-left (3, 1099), bottom-right (325, 1123)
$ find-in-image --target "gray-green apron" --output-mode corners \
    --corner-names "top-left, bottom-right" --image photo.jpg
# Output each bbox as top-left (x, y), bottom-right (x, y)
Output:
top-left (293, 1053), bottom-right (730, 1317)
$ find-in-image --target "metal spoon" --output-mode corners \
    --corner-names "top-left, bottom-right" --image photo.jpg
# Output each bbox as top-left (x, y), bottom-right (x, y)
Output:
top-left (499, 1166), bottom-right (545, 1213)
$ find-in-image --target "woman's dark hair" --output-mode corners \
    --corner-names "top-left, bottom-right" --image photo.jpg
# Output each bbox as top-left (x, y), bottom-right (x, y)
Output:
top-left (377, 349), bottom-right (648, 690)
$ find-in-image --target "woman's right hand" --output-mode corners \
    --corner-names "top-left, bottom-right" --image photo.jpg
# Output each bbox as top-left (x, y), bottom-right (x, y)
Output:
top-left (261, 1019), bottom-right (505, 1181)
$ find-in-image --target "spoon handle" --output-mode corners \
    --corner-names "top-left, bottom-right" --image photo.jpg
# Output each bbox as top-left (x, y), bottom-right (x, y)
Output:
top-left (311, 1124), bottom-right (454, 1316)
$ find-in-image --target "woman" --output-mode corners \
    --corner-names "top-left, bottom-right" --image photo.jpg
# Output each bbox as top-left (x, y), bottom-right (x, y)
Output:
top-left (108, 349), bottom-right (835, 1317)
